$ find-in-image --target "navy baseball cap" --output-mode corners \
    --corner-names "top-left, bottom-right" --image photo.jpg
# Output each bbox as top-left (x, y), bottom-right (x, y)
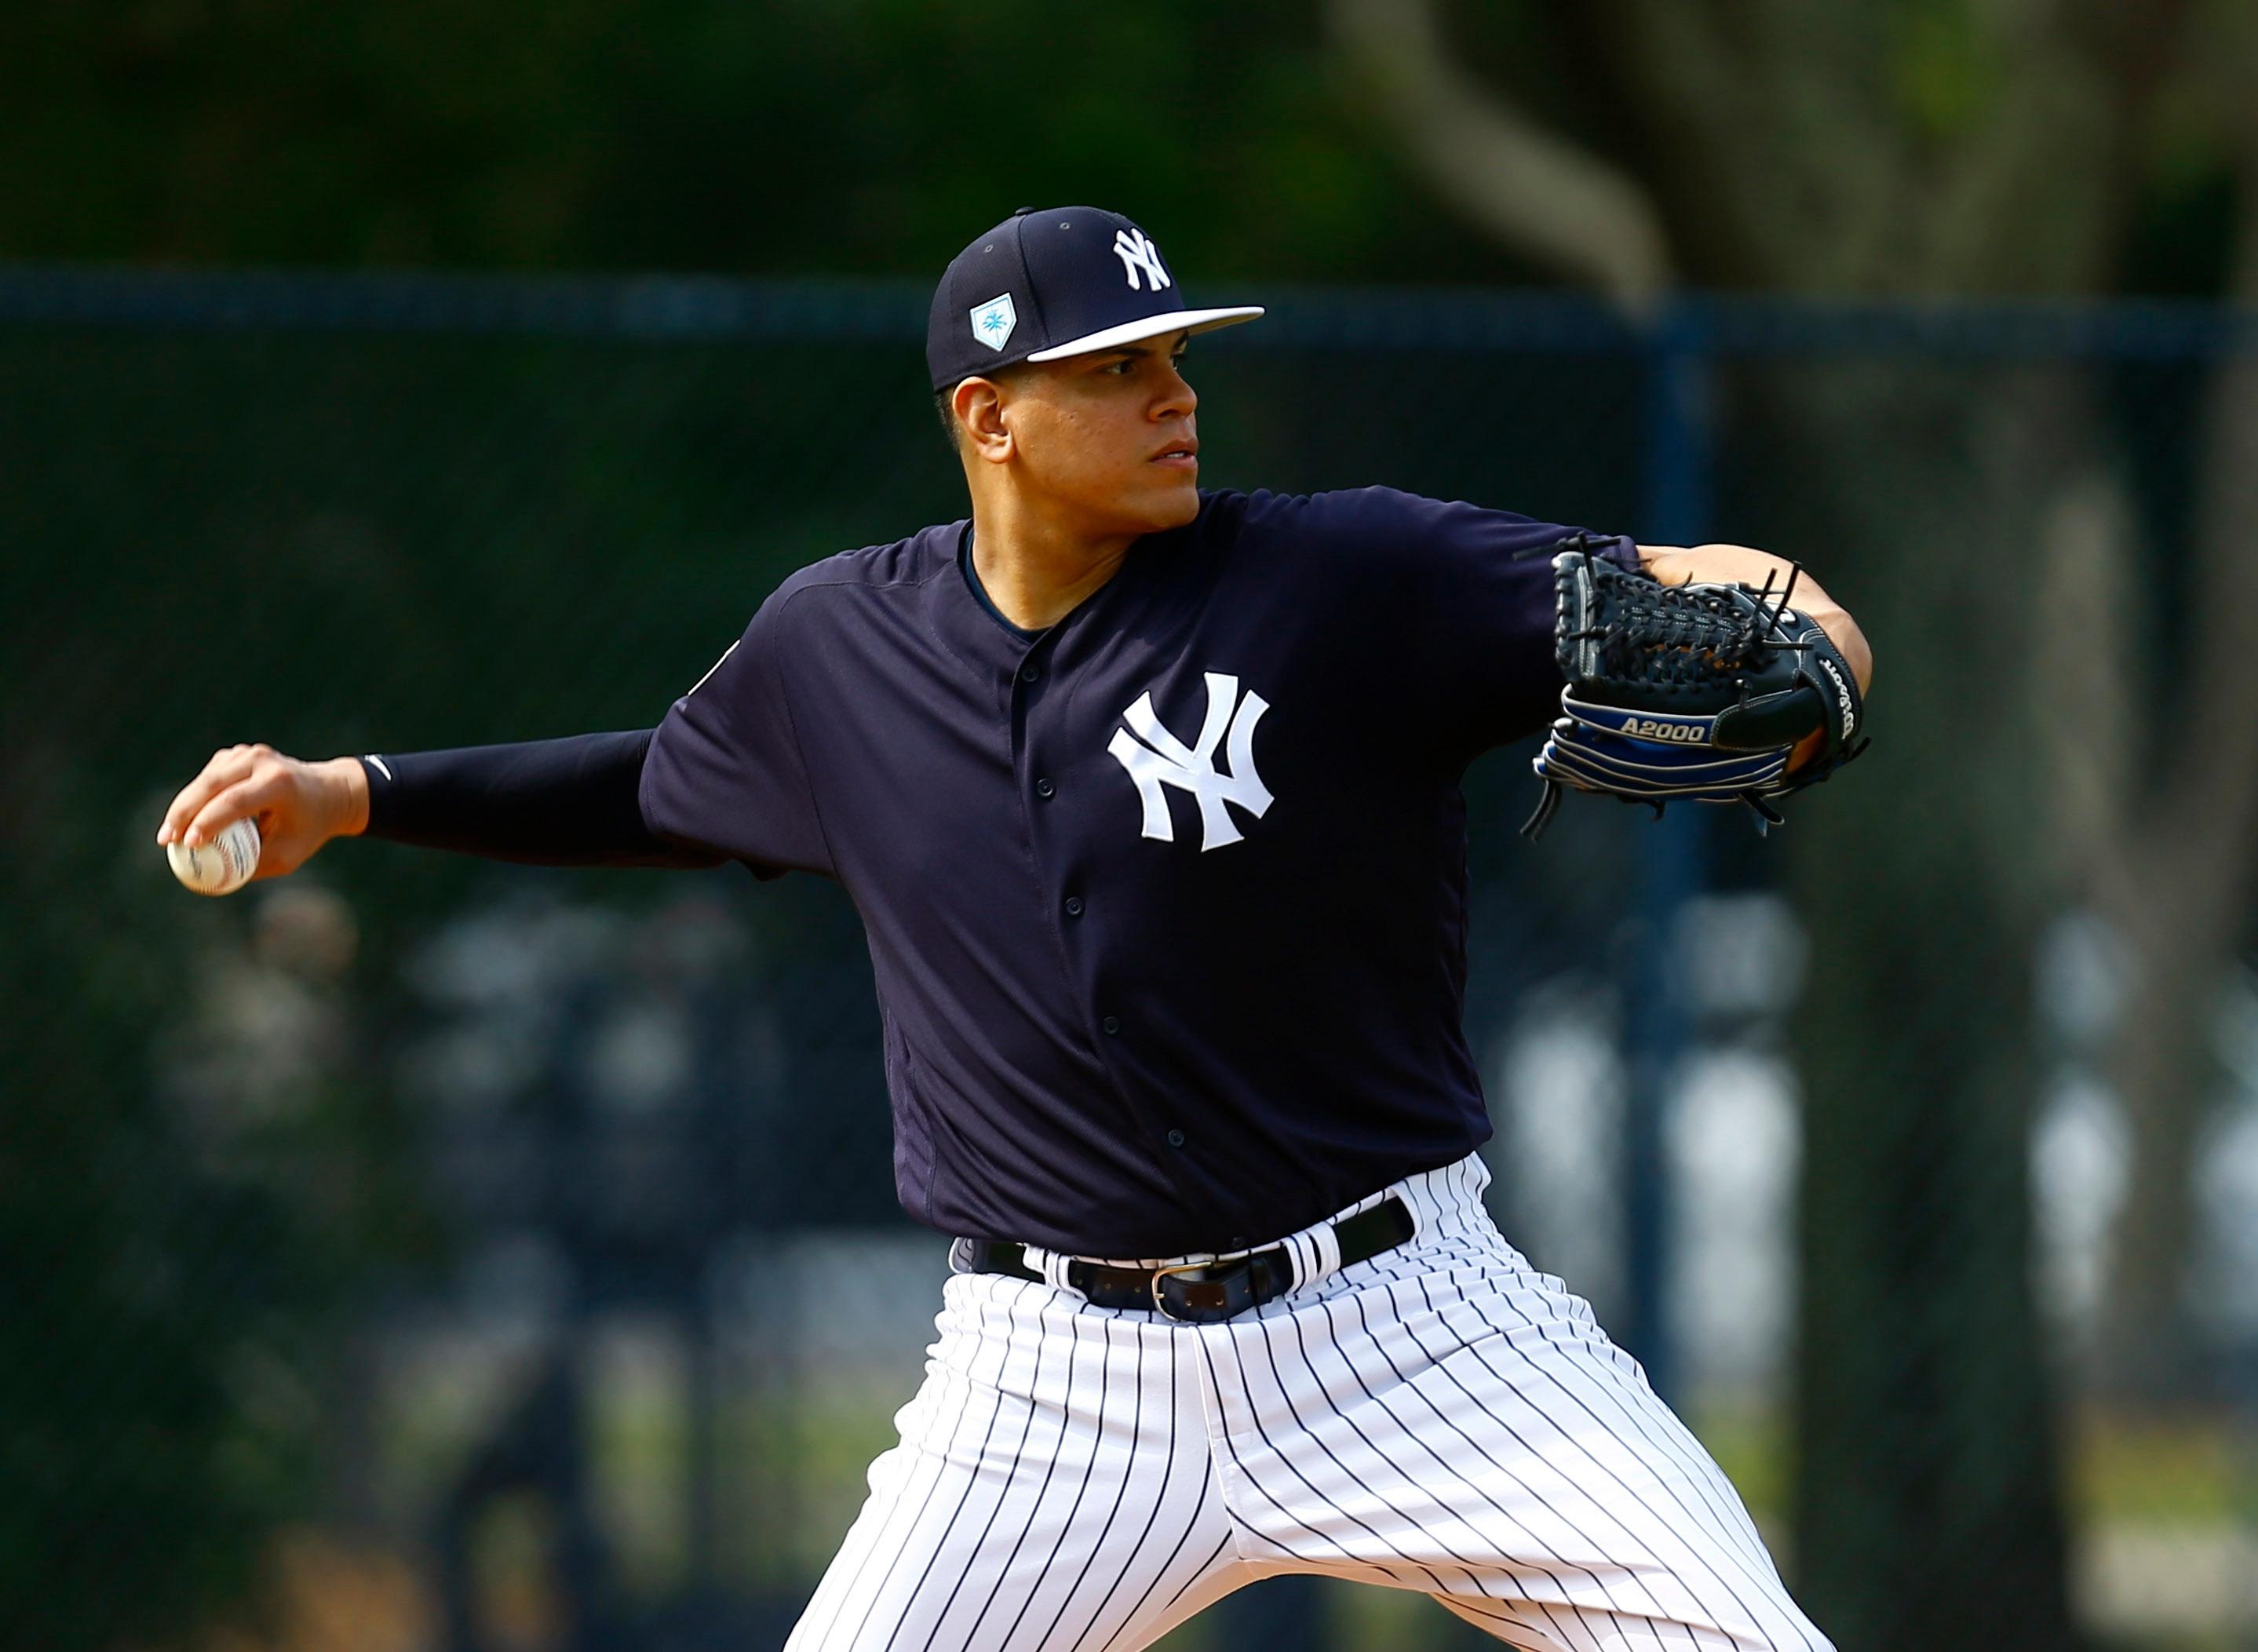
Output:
top-left (927, 206), bottom-right (1264, 392)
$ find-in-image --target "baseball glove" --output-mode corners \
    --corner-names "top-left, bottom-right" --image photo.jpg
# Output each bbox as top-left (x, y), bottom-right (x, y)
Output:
top-left (1520, 534), bottom-right (1867, 841)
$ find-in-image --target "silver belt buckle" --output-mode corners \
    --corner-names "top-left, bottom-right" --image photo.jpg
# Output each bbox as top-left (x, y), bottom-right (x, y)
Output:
top-left (1147, 1259), bottom-right (1217, 1322)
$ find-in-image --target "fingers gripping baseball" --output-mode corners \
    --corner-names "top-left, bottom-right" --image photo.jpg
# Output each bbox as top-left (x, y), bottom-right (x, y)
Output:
top-left (157, 745), bottom-right (368, 882)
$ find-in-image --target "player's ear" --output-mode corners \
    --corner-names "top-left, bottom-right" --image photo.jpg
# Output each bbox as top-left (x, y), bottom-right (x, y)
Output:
top-left (953, 377), bottom-right (1015, 463)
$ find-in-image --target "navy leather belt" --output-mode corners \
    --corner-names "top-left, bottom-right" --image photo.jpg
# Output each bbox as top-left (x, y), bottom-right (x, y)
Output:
top-left (954, 1195), bottom-right (1417, 1323)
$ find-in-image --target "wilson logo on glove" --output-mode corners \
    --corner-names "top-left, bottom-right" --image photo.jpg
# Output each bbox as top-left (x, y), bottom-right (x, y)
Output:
top-left (1818, 657), bottom-right (1858, 740)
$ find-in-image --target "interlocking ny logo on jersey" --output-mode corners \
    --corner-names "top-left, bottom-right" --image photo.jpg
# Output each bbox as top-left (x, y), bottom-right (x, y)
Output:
top-left (969, 293), bottom-right (1017, 351)
top-left (1111, 228), bottom-right (1173, 293)
top-left (1107, 673), bottom-right (1272, 849)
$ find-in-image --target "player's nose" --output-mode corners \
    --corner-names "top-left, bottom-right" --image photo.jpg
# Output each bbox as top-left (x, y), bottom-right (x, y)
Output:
top-left (1155, 360), bottom-right (1196, 419)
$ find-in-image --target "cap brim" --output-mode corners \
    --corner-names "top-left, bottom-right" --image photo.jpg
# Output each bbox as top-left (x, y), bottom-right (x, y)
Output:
top-left (1024, 306), bottom-right (1264, 363)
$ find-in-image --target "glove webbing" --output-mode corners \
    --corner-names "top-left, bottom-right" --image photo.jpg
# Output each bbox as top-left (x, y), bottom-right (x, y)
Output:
top-left (1563, 549), bottom-right (1811, 692)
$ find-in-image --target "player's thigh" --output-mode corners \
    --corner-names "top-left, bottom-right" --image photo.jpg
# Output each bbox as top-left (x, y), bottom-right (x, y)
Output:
top-left (1361, 1240), bottom-right (1829, 1652)
top-left (785, 1272), bottom-right (1251, 1652)
top-left (1204, 1231), bottom-right (1828, 1649)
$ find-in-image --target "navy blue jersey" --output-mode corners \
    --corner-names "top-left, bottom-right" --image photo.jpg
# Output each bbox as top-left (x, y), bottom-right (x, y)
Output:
top-left (640, 487), bottom-right (1638, 1258)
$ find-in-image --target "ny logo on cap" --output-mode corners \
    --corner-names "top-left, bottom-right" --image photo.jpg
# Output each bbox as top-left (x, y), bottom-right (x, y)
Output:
top-left (1112, 228), bottom-right (1173, 294)
top-left (969, 294), bottom-right (1017, 351)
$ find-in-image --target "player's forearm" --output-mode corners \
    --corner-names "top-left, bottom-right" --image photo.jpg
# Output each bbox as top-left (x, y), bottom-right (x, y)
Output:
top-left (360, 731), bottom-right (728, 869)
top-left (1636, 542), bottom-right (1873, 694)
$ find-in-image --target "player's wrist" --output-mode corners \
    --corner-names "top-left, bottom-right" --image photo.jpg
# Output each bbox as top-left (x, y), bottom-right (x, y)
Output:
top-left (320, 756), bottom-right (371, 838)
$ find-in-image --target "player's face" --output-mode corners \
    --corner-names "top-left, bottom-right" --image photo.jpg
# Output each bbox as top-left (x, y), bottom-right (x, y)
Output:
top-left (1005, 333), bottom-right (1201, 534)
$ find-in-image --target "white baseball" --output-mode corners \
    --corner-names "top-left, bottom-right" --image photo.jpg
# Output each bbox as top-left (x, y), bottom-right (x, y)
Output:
top-left (167, 817), bottom-right (262, 896)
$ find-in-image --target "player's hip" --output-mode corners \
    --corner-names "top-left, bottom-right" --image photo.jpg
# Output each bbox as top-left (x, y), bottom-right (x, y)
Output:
top-left (944, 1150), bottom-right (1608, 1344)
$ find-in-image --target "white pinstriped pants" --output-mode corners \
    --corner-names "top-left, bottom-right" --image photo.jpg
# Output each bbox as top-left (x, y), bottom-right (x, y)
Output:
top-left (783, 1153), bottom-right (1833, 1652)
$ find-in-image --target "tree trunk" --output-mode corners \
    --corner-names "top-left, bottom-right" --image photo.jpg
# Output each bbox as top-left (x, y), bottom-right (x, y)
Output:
top-left (2091, 178), bottom-right (2258, 1400)
top-left (1768, 367), bottom-right (2083, 1650)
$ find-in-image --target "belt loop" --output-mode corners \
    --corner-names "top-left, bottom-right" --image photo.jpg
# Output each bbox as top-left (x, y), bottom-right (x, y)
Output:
top-left (1280, 1224), bottom-right (1341, 1292)
top-left (1021, 1243), bottom-right (1077, 1292)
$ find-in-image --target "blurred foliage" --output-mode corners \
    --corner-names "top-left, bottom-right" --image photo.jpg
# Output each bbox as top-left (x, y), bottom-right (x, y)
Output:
top-left (0, 852), bottom-right (432, 1649)
top-left (2, 1), bottom-right (2242, 299)
top-left (0, 0), bottom-right (1556, 284)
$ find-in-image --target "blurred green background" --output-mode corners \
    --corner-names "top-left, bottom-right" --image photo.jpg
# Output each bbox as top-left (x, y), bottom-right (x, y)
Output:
top-left (8, 4), bottom-right (2258, 1650)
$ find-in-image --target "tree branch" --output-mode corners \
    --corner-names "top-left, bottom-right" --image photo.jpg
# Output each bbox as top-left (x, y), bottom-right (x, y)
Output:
top-left (1323, 0), bottom-right (1675, 305)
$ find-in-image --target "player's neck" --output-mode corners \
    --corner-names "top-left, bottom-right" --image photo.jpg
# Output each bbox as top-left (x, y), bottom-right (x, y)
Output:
top-left (965, 495), bottom-right (1140, 633)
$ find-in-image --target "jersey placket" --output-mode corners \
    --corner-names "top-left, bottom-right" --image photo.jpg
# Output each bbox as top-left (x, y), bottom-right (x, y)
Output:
top-left (1011, 628), bottom-right (1209, 1223)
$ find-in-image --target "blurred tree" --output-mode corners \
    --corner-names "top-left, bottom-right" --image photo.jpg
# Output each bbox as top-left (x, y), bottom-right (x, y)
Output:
top-left (1328, 1), bottom-right (2258, 1647)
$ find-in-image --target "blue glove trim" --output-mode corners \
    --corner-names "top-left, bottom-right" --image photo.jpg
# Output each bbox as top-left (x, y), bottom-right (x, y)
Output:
top-left (1536, 722), bottom-right (1786, 798)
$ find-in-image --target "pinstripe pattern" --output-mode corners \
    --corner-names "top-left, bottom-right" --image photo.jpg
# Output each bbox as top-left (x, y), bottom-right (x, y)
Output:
top-left (782, 1154), bottom-right (1832, 1652)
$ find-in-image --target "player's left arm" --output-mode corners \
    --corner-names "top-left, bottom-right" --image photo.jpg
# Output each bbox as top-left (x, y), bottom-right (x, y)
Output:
top-left (1637, 542), bottom-right (1873, 771)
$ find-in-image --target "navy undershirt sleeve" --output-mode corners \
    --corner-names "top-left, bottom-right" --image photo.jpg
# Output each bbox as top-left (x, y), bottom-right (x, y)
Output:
top-left (359, 731), bottom-right (729, 869)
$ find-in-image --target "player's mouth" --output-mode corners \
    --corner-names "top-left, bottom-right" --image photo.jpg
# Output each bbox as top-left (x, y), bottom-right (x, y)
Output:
top-left (1149, 438), bottom-right (1198, 470)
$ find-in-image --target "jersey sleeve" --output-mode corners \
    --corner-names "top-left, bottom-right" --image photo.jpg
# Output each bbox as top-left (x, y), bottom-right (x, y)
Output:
top-left (639, 591), bottom-right (836, 880)
top-left (1287, 487), bottom-right (1640, 765)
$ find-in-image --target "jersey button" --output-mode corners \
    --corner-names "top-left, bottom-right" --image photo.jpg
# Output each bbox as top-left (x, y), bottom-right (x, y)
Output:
top-left (1165, 1129), bottom-right (1186, 1149)
top-left (1034, 776), bottom-right (1056, 798)
top-left (1020, 664), bottom-right (1041, 683)
top-left (1063, 896), bottom-right (1084, 917)
top-left (1101, 1015), bottom-right (1121, 1035)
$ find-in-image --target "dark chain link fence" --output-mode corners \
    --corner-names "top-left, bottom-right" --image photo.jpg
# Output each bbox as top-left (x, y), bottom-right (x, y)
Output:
top-left (4, 272), bottom-right (2255, 1652)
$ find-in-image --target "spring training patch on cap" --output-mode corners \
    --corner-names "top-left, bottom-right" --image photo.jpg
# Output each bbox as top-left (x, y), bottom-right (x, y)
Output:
top-left (970, 294), bottom-right (1017, 352)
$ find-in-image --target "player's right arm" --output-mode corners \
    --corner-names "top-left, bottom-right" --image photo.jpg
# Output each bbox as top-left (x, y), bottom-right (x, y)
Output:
top-left (157, 585), bottom-right (832, 885)
top-left (157, 731), bottom-right (731, 883)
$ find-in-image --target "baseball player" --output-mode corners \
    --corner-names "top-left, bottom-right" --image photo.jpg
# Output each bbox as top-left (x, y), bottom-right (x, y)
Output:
top-left (160, 206), bottom-right (1869, 1650)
